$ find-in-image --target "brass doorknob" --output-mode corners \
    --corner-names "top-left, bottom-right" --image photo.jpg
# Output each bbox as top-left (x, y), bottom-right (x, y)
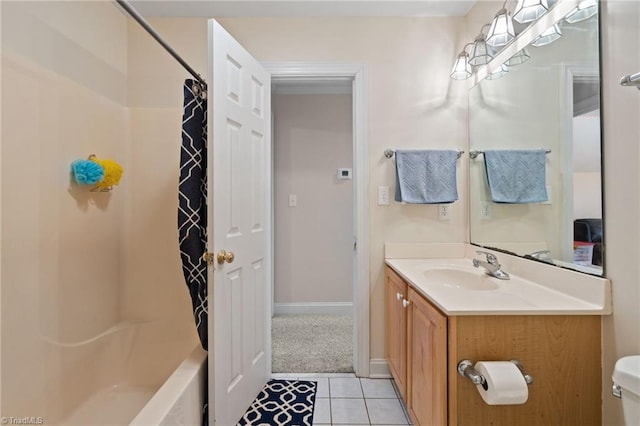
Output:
top-left (202, 252), bottom-right (215, 266)
top-left (217, 250), bottom-right (235, 264)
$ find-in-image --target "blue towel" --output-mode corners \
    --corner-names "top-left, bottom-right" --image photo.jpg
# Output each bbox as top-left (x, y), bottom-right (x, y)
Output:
top-left (483, 149), bottom-right (548, 203)
top-left (394, 150), bottom-right (459, 204)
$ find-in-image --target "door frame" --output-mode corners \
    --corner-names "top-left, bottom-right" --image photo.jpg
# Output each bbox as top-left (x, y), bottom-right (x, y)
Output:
top-left (265, 62), bottom-right (370, 377)
top-left (559, 64), bottom-right (601, 263)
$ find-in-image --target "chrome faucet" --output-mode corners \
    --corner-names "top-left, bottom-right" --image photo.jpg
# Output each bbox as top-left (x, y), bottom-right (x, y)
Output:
top-left (472, 250), bottom-right (510, 280)
top-left (527, 249), bottom-right (555, 264)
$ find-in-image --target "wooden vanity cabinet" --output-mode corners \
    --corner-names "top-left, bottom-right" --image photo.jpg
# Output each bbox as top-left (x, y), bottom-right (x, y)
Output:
top-left (385, 267), bottom-right (408, 400)
top-left (407, 287), bottom-right (447, 426)
top-left (384, 266), bottom-right (602, 426)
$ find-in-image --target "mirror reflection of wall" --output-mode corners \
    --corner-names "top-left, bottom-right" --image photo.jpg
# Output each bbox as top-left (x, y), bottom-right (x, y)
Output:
top-left (572, 80), bottom-right (601, 221)
top-left (572, 110), bottom-right (601, 221)
top-left (468, 3), bottom-right (603, 276)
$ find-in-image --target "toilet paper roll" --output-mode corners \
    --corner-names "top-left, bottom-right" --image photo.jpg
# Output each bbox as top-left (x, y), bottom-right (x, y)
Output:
top-left (474, 361), bottom-right (529, 405)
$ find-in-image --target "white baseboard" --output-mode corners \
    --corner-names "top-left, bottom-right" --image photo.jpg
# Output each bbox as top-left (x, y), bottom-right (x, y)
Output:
top-left (273, 302), bottom-right (353, 316)
top-left (369, 358), bottom-right (391, 378)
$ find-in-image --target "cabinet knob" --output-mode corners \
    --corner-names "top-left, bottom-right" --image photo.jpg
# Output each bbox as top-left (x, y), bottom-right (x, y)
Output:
top-left (396, 292), bottom-right (402, 301)
top-left (402, 299), bottom-right (411, 308)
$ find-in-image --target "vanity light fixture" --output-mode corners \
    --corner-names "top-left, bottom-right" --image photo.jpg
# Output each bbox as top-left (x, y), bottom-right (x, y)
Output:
top-left (469, 24), bottom-right (494, 67)
top-left (450, 43), bottom-right (474, 80)
top-left (513, 0), bottom-right (549, 24)
top-left (486, 2), bottom-right (516, 48)
top-left (565, 0), bottom-right (598, 23)
top-left (531, 23), bottom-right (562, 47)
top-left (506, 47), bottom-right (531, 66)
top-left (485, 63), bottom-right (510, 80)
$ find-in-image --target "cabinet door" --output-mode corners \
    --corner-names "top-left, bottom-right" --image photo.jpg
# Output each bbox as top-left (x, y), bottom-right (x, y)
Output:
top-left (407, 288), bottom-right (447, 426)
top-left (385, 267), bottom-right (408, 400)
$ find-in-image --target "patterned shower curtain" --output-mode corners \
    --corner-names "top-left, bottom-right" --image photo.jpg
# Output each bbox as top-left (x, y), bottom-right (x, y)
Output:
top-left (178, 79), bottom-right (208, 351)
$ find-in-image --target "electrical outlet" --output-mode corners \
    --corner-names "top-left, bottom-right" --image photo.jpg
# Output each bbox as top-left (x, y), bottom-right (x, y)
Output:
top-left (288, 194), bottom-right (297, 207)
top-left (480, 201), bottom-right (492, 220)
top-left (377, 186), bottom-right (390, 206)
top-left (438, 204), bottom-right (451, 221)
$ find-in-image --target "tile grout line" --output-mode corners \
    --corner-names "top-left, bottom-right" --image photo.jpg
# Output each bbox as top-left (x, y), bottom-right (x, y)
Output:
top-left (359, 378), bottom-right (372, 425)
top-left (328, 377), bottom-right (333, 425)
top-left (389, 379), bottom-right (411, 425)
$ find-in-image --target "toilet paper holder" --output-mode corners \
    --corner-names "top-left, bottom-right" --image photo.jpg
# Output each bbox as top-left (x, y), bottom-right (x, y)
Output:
top-left (457, 360), bottom-right (533, 386)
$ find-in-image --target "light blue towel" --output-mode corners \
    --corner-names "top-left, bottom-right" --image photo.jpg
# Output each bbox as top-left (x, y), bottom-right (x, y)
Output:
top-left (394, 150), bottom-right (459, 204)
top-left (483, 149), bottom-right (548, 203)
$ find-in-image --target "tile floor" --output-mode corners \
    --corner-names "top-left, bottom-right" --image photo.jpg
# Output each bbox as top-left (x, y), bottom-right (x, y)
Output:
top-left (271, 373), bottom-right (412, 425)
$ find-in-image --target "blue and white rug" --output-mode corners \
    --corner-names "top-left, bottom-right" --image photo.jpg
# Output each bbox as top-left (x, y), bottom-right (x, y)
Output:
top-left (237, 379), bottom-right (317, 426)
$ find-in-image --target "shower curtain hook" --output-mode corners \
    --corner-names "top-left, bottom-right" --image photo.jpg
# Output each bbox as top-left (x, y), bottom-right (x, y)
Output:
top-left (200, 83), bottom-right (207, 100)
top-left (192, 82), bottom-right (201, 97)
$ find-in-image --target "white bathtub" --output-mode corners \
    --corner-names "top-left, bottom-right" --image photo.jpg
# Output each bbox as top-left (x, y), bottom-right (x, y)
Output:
top-left (56, 321), bottom-right (207, 425)
top-left (130, 346), bottom-right (207, 426)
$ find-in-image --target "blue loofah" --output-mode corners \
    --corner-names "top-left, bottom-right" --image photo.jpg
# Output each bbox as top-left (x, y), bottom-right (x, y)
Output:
top-left (71, 159), bottom-right (104, 185)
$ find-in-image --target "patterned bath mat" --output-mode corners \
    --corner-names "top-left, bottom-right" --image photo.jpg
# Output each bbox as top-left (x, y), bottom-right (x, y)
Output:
top-left (237, 379), bottom-right (317, 426)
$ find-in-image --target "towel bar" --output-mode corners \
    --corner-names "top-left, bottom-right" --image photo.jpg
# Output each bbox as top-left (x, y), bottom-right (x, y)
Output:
top-left (384, 149), bottom-right (464, 159)
top-left (469, 148), bottom-right (551, 160)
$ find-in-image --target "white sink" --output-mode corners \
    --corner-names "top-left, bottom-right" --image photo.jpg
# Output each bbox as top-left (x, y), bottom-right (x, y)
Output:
top-left (385, 257), bottom-right (610, 315)
top-left (423, 268), bottom-right (500, 291)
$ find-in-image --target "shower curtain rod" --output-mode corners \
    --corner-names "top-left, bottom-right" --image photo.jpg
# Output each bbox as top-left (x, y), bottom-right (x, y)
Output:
top-left (115, 0), bottom-right (207, 87)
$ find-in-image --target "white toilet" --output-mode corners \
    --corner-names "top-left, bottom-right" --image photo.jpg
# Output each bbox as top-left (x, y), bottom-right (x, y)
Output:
top-left (613, 355), bottom-right (640, 425)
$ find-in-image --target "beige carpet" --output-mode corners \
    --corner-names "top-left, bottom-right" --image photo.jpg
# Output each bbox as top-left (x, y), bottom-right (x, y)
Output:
top-left (272, 314), bottom-right (353, 373)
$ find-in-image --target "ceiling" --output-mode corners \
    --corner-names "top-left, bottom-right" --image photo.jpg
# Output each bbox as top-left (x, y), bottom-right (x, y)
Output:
top-left (129, 0), bottom-right (477, 18)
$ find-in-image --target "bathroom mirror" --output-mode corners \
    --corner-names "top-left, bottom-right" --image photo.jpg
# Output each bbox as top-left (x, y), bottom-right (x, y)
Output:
top-left (469, 2), bottom-right (603, 275)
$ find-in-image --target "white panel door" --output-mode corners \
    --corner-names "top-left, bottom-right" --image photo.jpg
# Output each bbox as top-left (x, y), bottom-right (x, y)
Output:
top-left (208, 19), bottom-right (271, 426)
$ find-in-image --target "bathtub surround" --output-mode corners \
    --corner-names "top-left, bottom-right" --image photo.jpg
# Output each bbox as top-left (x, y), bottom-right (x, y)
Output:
top-left (178, 78), bottom-right (208, 350)
top-left (272, 315), bottom-right (353, 374)
top-left (1, 1), bottom-right (199, 423)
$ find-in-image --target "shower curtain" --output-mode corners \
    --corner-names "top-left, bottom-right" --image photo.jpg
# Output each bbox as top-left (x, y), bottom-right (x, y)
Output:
top-left (178, 79), bottom-right (208, 351)
top-left (179, 79), bottom-right (209, 426)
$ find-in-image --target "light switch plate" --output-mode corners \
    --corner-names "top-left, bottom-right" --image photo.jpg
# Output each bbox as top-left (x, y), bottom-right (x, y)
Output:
top-left (378, 186), bottom-right (390, 206)
top-left (288, 194), bottom-right (297, 207)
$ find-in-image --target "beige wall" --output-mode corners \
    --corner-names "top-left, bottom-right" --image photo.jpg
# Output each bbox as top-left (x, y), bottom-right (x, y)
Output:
top-left (601, 1), bottom-right (640, 425)
top-left (133, 16), bottom-right (468, 361)
top-left (1, 1), bottom-right (128, 420)
top-left (273, 94), bottom-right (353, 304)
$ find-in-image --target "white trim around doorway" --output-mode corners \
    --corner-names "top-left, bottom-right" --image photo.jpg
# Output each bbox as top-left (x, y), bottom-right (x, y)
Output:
top-left (265, 62), bottom-right (370, 378)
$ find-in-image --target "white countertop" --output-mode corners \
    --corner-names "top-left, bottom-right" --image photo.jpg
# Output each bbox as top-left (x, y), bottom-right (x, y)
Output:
top-left (385, 257), bottom-right (610, 316)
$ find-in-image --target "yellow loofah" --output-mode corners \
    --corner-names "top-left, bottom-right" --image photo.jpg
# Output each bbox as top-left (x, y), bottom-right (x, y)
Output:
top-left (89, 155), bottom-right (123, 189)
